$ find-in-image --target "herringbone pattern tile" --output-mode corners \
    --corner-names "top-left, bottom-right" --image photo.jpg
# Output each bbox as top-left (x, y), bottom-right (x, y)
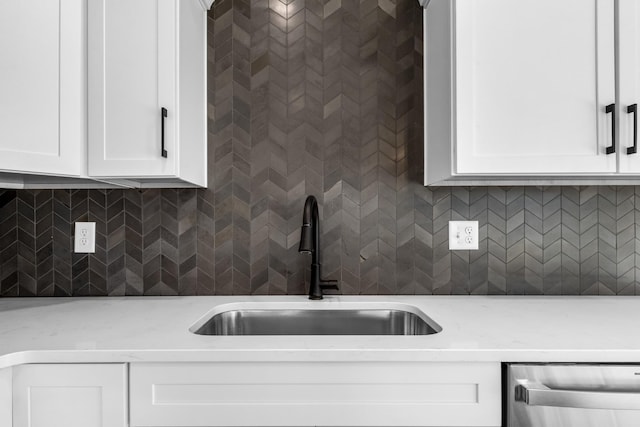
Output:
top-left (598, 186), bottom-right (617, 295)
top-left (580, 187), bottom-right (599, 294)
top-left (34, 190), bottom-right (53, 296)
top-left (635, 187), bottom-right (640, 295)
top-left (107, 190), bottom-right (125, 295)
top-left (142, 189), bottom-right (163, 294)
top-left (88, 190), bottom-right (107, 296)
top-left (4, 1), bottom-right (640, 297)
top-left (51, 190), bottom-right (72, 296)
top-left (0, 191), bottom-right (18, 296)
top-left (487, 187), bottom-right (507, 294)
top-left (506, 187), bottom-right (525, 294)
top-left (616, 187), bottom-right (635, 294)
top-left (70, 190), bottom-right (89, 295)
top-left (17, 191), bottom-right (36, 296)
top-left (523, 187), bottom-right (543, 295)
top-left (542, 187), bottom-right (562, 294)
top-left (450, 187), bottom-right (470, 294)
top-left (414, 189), bottom-right (433, 294)
top-left (160, 189), bottom-right (179, 294)
top-left (211, 0), bottom-right (234, 296)
top-left (196, 189), bottom-right (215, 294)
top-left (178, 189), bottom-right (198, 295)
top-left (4, 190), bottom-right (640, 302)
top-left (432, 188), bottom-right (451, 294)
top-left (123, 190), bottom-right (143, 295)
top-left (469, 187), bottom-right (488, 294)
top-left (560, 187), bottom-right (580, 294)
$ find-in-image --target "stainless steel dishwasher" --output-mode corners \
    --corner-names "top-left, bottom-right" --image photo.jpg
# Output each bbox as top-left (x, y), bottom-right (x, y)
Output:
top-left (507, 363), bottom-right (640, 426)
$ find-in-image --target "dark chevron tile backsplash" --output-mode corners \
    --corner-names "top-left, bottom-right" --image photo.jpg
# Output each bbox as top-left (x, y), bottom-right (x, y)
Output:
top-left (1, 0), bottom-right (639, 296)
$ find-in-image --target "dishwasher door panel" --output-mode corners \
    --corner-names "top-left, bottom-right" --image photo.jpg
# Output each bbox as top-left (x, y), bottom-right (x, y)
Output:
top-left (508, 364), bottom-right (640, 427)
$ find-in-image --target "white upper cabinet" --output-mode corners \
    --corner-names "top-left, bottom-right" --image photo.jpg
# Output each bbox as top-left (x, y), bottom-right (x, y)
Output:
top-left (0, 0), bottom-right (211, 188)
top-left (423, 0), bottom-right (640, 185)
top-left (455, 0), bottom-right (615, 175)
top-left (0, 0), bottom-right (85, 177)
top-left (88, 0), bottom-right (208, 187)
top-left (618, 0), bottom-right (640, 173)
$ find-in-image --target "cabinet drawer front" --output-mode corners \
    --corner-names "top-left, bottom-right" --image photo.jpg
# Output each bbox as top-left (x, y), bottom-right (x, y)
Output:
top-left (130, 362), bottom-right (501, 427)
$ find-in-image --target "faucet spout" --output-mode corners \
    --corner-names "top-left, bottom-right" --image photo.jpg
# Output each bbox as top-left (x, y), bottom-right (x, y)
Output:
top-left (298, 195), bottom-right (339, 300)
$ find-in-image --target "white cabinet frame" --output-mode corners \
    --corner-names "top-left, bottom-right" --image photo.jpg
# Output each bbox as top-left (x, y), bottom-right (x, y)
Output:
top-left (130, 362), bottom-right (501, 427)
top-left (13, 364), bottom-right (127, 427)
top-left (423, 0), bottom-right (640, 185)
top-left (0, 0), bottom-right (86, 178)
top-left (87, 0), bottom-right (208, 187)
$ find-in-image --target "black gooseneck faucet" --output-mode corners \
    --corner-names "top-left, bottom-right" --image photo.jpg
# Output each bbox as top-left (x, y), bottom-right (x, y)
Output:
top-left (298, 195), bottom-right (339, 300)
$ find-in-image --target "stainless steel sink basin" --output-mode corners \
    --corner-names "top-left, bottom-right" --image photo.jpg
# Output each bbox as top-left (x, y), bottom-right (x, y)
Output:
top-left (190, 303), bottom-right (442, 336)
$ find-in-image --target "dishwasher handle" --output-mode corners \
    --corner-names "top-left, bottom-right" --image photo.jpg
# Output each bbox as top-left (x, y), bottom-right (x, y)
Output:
top-left (515, 381), bottom-right (640, 411)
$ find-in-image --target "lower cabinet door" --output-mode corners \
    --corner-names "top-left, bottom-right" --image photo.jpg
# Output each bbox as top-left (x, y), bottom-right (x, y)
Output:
top-left (13, 364), bottom-right (127, 427)
top-left (130, 362), bottom-right (501, 427)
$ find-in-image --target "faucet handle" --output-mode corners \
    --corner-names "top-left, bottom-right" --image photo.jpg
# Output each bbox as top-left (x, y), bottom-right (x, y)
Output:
top-left (320, 280), bottom-right (339, 291)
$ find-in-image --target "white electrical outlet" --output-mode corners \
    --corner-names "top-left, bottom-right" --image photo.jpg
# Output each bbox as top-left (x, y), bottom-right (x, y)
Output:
top-left (449, 221), bottom-right (479, 250)
top-left (74, 222), bottom-right (96, 253)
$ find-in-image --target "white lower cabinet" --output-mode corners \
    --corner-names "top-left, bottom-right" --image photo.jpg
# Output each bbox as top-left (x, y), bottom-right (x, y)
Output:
top-left (6, 361), bottom-right (501, 426)
top-left (12, 364), bottom-right (127, 427)
top-left (129, 362), bottom-right (502, 427)
top-left (0, 368), bottom-right (11, 427)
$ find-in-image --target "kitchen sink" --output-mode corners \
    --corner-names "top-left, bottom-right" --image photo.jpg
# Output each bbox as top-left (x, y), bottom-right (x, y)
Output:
top-left (189, 303), bottom-right (442, 336)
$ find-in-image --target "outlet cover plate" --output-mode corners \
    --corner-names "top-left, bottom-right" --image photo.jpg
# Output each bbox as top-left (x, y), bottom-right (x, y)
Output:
top-left (449, 221), bottom-right (479, 250)
top-left (74, 222), bottom-right (96, 253)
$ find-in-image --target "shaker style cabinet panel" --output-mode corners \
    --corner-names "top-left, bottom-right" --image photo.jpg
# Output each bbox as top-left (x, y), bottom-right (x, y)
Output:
top-left (0, 368), bottom-right (10, 427)
top-left (0, 0), bottom-right (84, 177)
top-left (88, 0), bottom-right (208, 187)
top-left (618, 0), bottom-right (640, 173)
top-left (424, 0), bottom-right (621, 184)
top-left (454, 0), bottom-right (615, 175)
top-left (129, 362), bottom-right (501, 426)
top-left (13, 364), bottom-right (127, 427)
top-left (0, 0), bottom-right (211, 188)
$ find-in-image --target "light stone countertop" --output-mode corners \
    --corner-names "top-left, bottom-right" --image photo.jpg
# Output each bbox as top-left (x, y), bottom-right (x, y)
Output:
top-left (0, 295), bottom-right (638, 368)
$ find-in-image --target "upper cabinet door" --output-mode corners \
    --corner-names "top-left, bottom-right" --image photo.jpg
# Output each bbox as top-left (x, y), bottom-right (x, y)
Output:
top-left (617, 0), bottom-right (640, 173)
top-left (0, 0), bottom-right (84, 176)
top-left (454, 0), bottom-right (616, 175)
top-left (88, 0), bottom-right (177, 178)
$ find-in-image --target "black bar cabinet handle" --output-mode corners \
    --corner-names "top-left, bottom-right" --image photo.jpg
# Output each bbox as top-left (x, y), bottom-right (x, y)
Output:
top-left (606, 103), bottom-right (615, 154)
top-left (161, 107), bottom-right (168, 158)
top-left (627, 104), bottom-right (638, 155)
